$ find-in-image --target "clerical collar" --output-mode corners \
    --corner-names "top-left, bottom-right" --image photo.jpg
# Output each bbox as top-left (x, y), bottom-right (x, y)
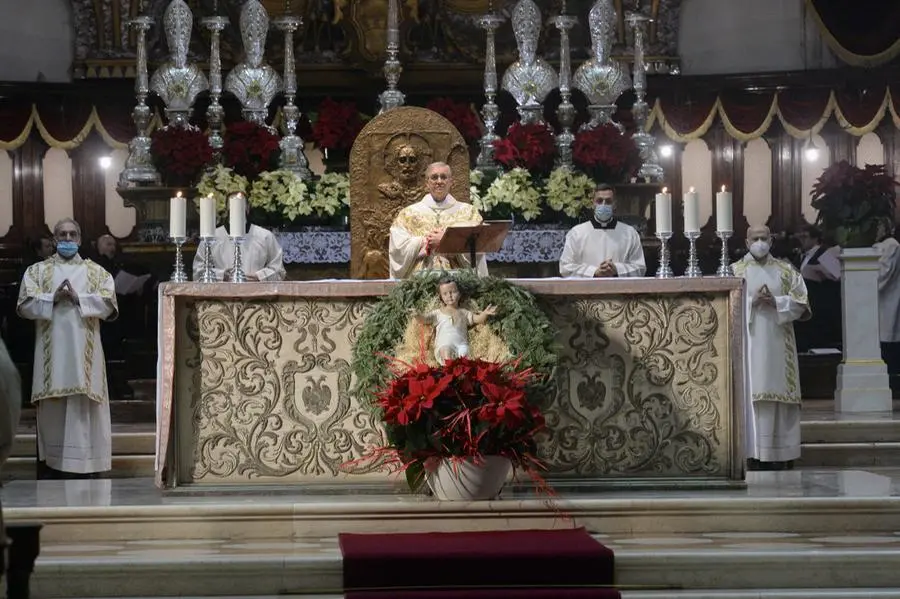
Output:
top-left (425, 193), bottom-right (455, 211)
top-left (590, 217), bottom-right (618, 230)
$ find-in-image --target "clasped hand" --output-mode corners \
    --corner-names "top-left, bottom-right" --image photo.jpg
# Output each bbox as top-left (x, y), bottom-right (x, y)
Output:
top-left (593, 260), bottom-right (618, 278)
top-left (753, 285), bottom-right (775, 308)
top-left (53, 280), bottom-right (78, 305)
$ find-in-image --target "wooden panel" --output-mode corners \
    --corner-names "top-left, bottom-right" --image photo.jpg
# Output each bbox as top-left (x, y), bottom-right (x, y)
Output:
top-left (3, 132), bottom-right (49, 244)
top-left (69, 133), bottom-right (111, 244)
top-left (704, 123), bottom-right (746, 238)
top-left (764, 122), bottom-right (803, 233)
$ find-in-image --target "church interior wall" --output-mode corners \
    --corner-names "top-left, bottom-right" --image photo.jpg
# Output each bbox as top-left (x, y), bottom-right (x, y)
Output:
top-left (0, 0), bottom-right (74, 82)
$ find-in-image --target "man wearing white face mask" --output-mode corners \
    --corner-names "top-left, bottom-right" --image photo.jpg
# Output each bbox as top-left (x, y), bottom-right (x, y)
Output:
top-left (559, 184), bottom-right (646, 278)
top-left (733, 225), bottom-right (810, 471)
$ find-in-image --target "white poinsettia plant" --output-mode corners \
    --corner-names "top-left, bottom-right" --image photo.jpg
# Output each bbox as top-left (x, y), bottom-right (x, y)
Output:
top-left (249, 169), bottom-right (312, 221)
top-left (311, 172), bottom-right (350, 216)
top-left (477, 167), bottom-right (542, 221)
top-left (469, 169), bottom-right (485, 208)
top-left (545, 168), bottom-right (596, 219)
top-left (196, 164), bottom-right (249, 218)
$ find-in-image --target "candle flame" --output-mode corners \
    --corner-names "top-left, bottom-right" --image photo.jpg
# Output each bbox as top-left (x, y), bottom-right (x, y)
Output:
top-left (207, 193), bottom-right (214, 199)
top-left (662, 187), bottom-right (668, 194)
top-left (176, 191), bottom-right (183, 198)
top-left (689, 187), bottom-right (695, 193)
top-left (721, 185), bottom-right (727, 192)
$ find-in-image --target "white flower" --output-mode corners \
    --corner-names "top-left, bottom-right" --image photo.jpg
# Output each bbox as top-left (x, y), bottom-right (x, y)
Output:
top-left (311, 172), bottom-right (350, 217)
top-left (545, 168), bottom-right (595, 218)
top-left (480, 168), bottom-right (542, 221)
top-left (196, 165), bottom-right (249, 218)
top-left (469, 169), bottom-right (485, 207)
top-left (250, 170), bottom-right (312, 222)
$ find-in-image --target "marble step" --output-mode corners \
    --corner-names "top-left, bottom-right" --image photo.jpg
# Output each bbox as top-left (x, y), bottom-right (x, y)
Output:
top-left (797, 442), bottom-right (900, 468)
top-left (10, 432), bottom-right (156, 457)
top-left (2, 455), bottom-right (154, 480)
top-left (621, 592), bottom-right (900, 598)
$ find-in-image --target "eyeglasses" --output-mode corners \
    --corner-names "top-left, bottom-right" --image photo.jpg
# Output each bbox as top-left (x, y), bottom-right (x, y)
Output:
top-left (428, 174), bottom-right (449, 181)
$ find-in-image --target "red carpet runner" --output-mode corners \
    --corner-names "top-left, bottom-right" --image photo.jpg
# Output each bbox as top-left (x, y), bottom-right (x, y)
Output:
top-left (339, 527), bottom-right (620, 599)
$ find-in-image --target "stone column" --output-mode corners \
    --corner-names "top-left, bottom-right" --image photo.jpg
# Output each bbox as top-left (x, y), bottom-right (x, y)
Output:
top-left (834, 248), bottom-right (892, 413)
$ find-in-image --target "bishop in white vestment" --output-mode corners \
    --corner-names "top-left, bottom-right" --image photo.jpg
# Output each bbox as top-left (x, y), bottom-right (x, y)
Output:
top-left (192, 224), bottom-right (286, 282)
top-left (559, 184), bottom-right (646, 278)
top-left (733, 226), bottom-right (810, 469)
top-left (389, 162), bottom-right (488, 279)
top-left (17, 219), bottom-right (118, 475)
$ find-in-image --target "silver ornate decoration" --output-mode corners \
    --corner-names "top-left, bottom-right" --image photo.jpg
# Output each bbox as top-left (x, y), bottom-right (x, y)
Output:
top-left (274, 4), bottom-right (311, 179)
top-left (224, 0), bottom-right (283, 126)
top-left (554, 12), bottom-right (578, 169)
top-left (573, 0), bottom-right (631, 131)
top-left (119, 13), bottom-right (160, 187)
top-left (231, 237), bottom-right (247, 283)
top-left (501, 0), bottom-right (558, 125)
top-left (656, 232), bottom-right (673, 278)
top-left (626, 9), bottom-right (664, 182)
top-left (379, 0), bottom-right (405, 113)
top-left (149, 0), bottom-right (209, 128)
top-left (475, 11), bottom-right (505, 171)
top-left (200, 12), bottom-right (229, 160)
top-left (716, 232), bottom-right (734, 277)
top-left (684, 231), bottom-right (701, 278)
top-left (170, 236), bottom-right (188, 282)
top-left (198, 237), bottom-right (217, 283)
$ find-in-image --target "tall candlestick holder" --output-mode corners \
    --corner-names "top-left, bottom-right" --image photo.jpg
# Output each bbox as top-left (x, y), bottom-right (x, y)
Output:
top-left (716, 231), bottom-right (734, 277)
top-left (170, 237), bottom-right (188, 283)
top-left (553, 13), bottom-right (578, 170)
top-left (656, 232), bottom-right (673, 278)
top-left (200, 13), bottom-right (228, 161)
top-left (198, 237), bottom-right (217, 283)
top-left (684, 232), bottom-right (702, 278)
top-left (378, 0), bottom-right (405, 113)
top-left (475, 12), bottom-right (505, 170)
top-left (231, 237), bottom-right (247, 283)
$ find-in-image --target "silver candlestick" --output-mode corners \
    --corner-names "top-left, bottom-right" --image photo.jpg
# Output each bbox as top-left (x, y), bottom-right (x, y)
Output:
top-left (656, 232), bottom-right (673, 278)
top-left (684, 231), bottom-right (702, 278)
top-left (554, 13), bottom-right (578, 170)
top-left (716, 231), bottom-right (734, 277)
top-left (625, 10), bottom-right (663, 182)
top-left (476, 12), bottom-right (505, 170)
top-left (201, 13), bottom-right (229, 161)
top-left (231, 237), bottom-right (247, 283)
top-left (198, 236), bottom-right (217, 283)
top-left (378, 0), bottom-right (405, 113)
top-left (275, 6), bottom-right (311, 179)
top-left (170, 237), bottom-right (188, 283)
top-left (118, 13), bottom-right (160, 187)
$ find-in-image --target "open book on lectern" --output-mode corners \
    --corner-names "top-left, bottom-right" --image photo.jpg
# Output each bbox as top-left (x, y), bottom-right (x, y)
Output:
top-left (437, 221), bottom-right (512, 254)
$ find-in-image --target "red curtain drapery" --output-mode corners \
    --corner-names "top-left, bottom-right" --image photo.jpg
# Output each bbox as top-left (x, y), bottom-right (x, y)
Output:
top-left (807, 0), bottom-right (900, 67)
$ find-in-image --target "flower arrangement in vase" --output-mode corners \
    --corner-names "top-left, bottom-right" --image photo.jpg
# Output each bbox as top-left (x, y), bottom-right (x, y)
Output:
top-left (811, 160), bottom-right (897, 247)
top-left (493, 122), bottom-right (556, 176)
top-left (222, 121), bottom-right (281, 180)
top-left (572, 124), bottom-right (642, 184)
top-left (149, 126), bottom-right (213, 187)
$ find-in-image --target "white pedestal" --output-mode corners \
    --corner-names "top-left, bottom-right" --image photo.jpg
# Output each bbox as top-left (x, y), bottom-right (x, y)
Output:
top-left (834, 247), bottom-right (892, 413)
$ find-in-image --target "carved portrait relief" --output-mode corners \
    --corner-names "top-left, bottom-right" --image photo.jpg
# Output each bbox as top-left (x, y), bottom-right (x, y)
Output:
top-left (349, 106), bottom-right (470, 279)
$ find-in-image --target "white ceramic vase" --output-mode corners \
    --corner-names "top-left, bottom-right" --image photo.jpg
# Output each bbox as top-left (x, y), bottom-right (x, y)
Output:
top-left (426, 456), bottom-right (512, 501)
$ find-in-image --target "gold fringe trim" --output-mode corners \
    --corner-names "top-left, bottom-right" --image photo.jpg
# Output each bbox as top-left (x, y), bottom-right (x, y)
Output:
top-left (719, 94), bottom-right (779, 142)
top-left (775, 90), bottom-right (835, 139)
top-left (805, 0), bottom-right (900, 68)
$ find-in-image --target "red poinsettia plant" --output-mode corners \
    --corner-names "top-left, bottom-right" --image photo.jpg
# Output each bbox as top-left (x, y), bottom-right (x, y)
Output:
top-left (572, 124), bottom-right (642, 184)
top-left (375, 356), bottom-right (546, 479)
top-left (222, 121), bottom-right (281, 180)
top-left (493, 122), bottom-right (556, 175)
top-left (811, 161), bottom-right (897, 247)
top-left (149, 126), bottom-right (213, 186)
top-left (426, 97), bottom-right (482, 144)
top-left (310, 97), bottom-right (365, 152)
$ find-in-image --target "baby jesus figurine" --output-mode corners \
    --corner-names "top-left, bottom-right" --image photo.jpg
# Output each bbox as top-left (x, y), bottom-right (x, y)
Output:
top-left (417, 277), bottom-right (498, 363)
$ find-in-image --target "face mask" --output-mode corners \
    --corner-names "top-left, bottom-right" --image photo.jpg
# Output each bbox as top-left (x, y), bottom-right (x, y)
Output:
top-left (594, 204), bottom-right (614, 223)
top-left (56, 241), bottom-right (80, 258)
top-left (749, 240), bottom-right (770, 259)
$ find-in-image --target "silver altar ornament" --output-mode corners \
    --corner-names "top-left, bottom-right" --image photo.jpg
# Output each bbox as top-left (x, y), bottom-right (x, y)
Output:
top-left (274, 7), bottom-right (311, 179)
top-left (201, 12), bottom-right (229, 160)
top-left (626, 9), bottom-right (664, 182)
top-left (378, 0), bottom-right (406, 113)
top-left (475, 11), bottom-right (505, 171)
top-left (573, 0), bottom-right (631, 132)
top-left (553, 12), bottom-right (578, 170)
top-left (224, 0), bottom-right (284, 126)
top-left (149, 0), bottom-right (209, 128)
top-left (501, 0), bottom-right (557, 125)
top-left (119, 13), bottom-right (161, 187)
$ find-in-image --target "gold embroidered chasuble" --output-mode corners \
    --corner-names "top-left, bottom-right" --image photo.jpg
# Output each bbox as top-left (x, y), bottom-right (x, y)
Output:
top-left (389, 194), bottom-right (488, 279)
top-left (732, 254), bottom-right (810, 405)
top-left (16, 255), bottom-right (118, 404)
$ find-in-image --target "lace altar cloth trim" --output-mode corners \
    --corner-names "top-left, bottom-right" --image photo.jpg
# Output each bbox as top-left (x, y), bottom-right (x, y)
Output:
top-left (276, 228), bottom-right (569, 264)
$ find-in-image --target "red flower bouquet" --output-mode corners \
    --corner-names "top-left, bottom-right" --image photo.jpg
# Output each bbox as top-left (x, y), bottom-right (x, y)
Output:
top-left (149, 126), bottom-right (213, 186)
top-left (310, 97), bottom-right (364, 152)
top-left (572, 124), bottom-right (642, 184)
top-left (426, 97), bottom-right (482, 144)
top-left (493, 122), bottom-right (556, 175)
top-left (811, 160), bottom-right (897, 247)
top-left (374, 356), bottom-right (546, 484)
top-left (222, 121), bottom-right (281, 181)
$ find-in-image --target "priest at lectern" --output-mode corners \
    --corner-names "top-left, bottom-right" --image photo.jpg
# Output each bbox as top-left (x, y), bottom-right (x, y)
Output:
top-left (559, 183), bottom-right (646, 278)
top-left (389, 162), bottom-right (488, 279)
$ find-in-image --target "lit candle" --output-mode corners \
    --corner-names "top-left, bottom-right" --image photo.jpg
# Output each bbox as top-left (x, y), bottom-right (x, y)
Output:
top-left (683, 186), bottom-right (700, 233)
top-left (387, 0), bottom-right (399, 46)
top-left (169, 191), bottom-right (186, 238)
top-left (654, 187), bottom-right (672, 235)
top-left (200, 193), bottom-right (217, 238)
top-left (229, 193), bottom-right (246, 238)
top-left (716, 185), bottom-right (733, 233)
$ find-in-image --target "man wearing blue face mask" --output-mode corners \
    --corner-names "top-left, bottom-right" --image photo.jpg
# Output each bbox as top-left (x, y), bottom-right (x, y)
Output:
top-left (16, 218), bottom-right (118, 479)
top-left (558, 183), bottom-right (646, 278)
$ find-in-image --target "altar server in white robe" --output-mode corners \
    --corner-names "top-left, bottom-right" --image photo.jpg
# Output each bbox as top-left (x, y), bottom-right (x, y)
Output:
top-left (559, 183), bottom-right (646, 278)
top-left (389, 162), bottom-right (488, 279)
top-left (17, 218), bottom-right (118, 476)
top-left (733, 225), bottom-right (810, 470)
top-left (191, 209), bottom-right (286, 282)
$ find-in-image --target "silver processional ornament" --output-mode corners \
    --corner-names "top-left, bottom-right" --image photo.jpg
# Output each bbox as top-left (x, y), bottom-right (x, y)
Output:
top-left (501, 0), bottom-right (557, 125)
top-left (554, 9), bottom-right (578, 170)
top-left (274, 2), bottom-right (312, 180)
top-left (119, 10), bottom-right (161, 187)
top-left (201, 5), bottom-right (229, 161)
top-left (379, 0), bottom-right (406, 113)
top-left (626, 9), bottom-right (664, 182)
top-left (475, 10), bottom-right (505, 171)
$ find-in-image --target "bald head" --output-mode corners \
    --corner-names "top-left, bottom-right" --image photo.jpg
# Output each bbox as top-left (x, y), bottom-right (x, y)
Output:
top-left (746, 225), bottom-right (772, 260)
top-left (747, 225), bottom-right (771, 241)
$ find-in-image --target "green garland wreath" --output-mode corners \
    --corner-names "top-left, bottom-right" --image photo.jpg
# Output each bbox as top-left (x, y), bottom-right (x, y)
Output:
top-left (351, 270), bottom-right (559, 412)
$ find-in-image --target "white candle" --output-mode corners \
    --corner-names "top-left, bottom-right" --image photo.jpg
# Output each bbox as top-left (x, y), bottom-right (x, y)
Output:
top-left (199, 193), bottom-right (217, 238)
top-left (654, 187), bottom-right (672, 234)
top-left (683, 187), bottom-right (700, 233)
top-left (716, 185), bottom-right (733, 233)
top-left (229, 193), bottom-right (246, 237)
top-left (387, 0), bottom-right (399, 46)
top-left (169, 192), bottom-right (186, 238)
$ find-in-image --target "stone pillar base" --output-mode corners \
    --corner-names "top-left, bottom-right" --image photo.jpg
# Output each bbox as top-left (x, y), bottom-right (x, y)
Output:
top-left (834, 361), bottom-right (892, 413)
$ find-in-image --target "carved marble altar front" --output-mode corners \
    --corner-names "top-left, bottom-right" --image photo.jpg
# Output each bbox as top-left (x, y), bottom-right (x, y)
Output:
top-left (156, 278), bottom-right (744, 489)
